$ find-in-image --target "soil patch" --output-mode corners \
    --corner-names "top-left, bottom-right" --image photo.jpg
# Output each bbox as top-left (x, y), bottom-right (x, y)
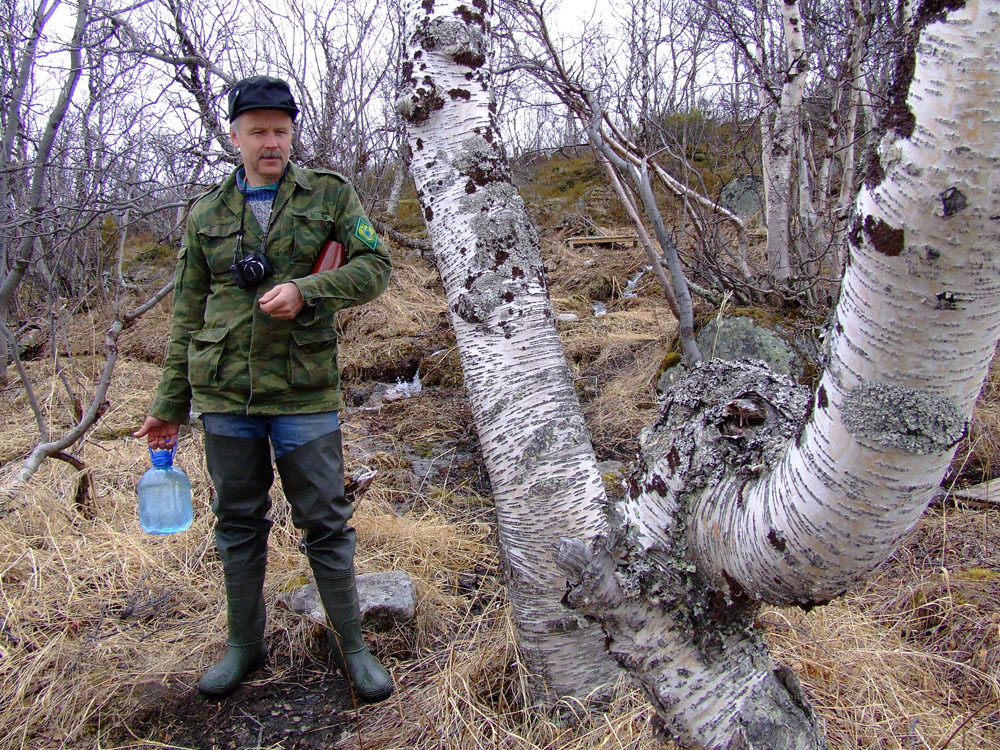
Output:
top-left (129, 662), bottom-right (358, 749)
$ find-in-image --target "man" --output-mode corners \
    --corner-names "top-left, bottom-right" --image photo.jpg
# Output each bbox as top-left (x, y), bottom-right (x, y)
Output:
top-left (134, 75), bottom-right (393, 702)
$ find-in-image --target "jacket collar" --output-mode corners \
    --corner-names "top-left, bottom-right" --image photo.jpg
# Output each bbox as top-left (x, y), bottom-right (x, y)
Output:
top-left (216, 162), bottom-right (311, 240)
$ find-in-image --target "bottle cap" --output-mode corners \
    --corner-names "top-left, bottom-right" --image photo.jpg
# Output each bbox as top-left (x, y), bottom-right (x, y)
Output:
top-left (149, 443), bottom-right (177, 468)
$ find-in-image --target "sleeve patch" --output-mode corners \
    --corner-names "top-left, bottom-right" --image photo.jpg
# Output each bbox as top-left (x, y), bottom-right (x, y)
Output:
top-left (354, 217), bottom-right (378, 250)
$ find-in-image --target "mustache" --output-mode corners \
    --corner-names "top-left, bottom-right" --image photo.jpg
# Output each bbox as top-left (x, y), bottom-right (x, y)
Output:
top-left (259, 150), bottom-right (283, 159)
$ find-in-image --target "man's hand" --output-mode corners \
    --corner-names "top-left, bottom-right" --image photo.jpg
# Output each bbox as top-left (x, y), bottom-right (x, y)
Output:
top-left (134, 416), bottom-right (180, 450)
top-left (259, 282), bottom-right (305, 319)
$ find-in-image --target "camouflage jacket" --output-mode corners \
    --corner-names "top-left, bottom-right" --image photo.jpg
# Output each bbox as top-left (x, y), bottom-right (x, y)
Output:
top-left (149, 163), bottom-right (391, 423)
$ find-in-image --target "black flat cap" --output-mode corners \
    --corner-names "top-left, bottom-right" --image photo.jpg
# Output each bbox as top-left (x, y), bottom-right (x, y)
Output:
top-left (228, 76), bottom-right (299, 121)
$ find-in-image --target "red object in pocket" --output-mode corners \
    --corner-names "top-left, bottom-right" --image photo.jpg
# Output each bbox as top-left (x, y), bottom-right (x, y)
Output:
top-left (312, 240), bottom-right (346, 274)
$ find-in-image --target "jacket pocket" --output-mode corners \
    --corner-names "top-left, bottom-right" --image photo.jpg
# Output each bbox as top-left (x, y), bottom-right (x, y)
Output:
top-left (188, 327), bottom-right (229, 387)
top-left (197, 220), bottom-right (241, 277)
top-left (290, 208), bottom-right (334, 269)
top-left (288, 326), bottom-right (338, 389)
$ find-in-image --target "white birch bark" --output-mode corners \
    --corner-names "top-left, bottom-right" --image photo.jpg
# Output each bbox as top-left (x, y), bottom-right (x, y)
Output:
top-left (761, 0), bottom-right (807, 284)
top-left (560, 5), bottom-right (1000, 748)
top-left (398, 0), bottom-right (618, 698)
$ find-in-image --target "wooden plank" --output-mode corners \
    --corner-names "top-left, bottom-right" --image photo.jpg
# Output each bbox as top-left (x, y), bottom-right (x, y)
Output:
top-left (953, 478), bottom-right (1000, 506)
top-left (566, 235), bottom-right (639, 249)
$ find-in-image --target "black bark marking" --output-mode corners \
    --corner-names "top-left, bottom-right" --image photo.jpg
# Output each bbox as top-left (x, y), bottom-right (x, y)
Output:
top-left (465, 180), bottom-right (477, 194)
top-left (415, 137), bottom-right (424, 151)
top-left (863, 216), bottom-right (904, 256)
top-left (449, 87), bottom-right (472, 101)
top-left (454, 3), bottom-right (485, 27)
top-left (453, 50), bottom-right (486, 68)
top-left (848, 215), bottom-right (863, 247)
top-left (667, 446), bottom-right (680, 474)
top-left (404, 86), bottom-right (446, 125)
top-left (935, 291), bottom-right (958, 310)
top-left (863, 149), bottom-right (886, 191)
top-left (918, 0), bottom-right (967, 24)
top-left (817, 386), bottom-right (828, 410)
top-left (645, 474), bottom-right (668, 496)
top-left (941, 187), bottom-right (968, 217)
top-left (421, 0), bottom-right (434, 11)
top-left (767, 528), bottom-right (788, 553)
top-left (868, 0), bottom-right (967, 188)
top-left (424, 205), bottom-right (434, 221)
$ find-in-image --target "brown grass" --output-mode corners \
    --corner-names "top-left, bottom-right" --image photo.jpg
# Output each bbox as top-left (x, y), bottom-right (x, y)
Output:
top-left (949, 345), bottom-right (1000, 487)
top-left (2, 249), bottom-right (999, 749)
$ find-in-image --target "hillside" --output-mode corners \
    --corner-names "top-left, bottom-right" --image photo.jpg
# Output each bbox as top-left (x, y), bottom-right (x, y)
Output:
top-left (1, 152), bottom-right (998, 749)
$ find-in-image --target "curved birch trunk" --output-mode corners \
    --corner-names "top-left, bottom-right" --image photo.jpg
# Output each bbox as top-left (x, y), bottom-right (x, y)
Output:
top-left (560, 4), bottom-right (1000, 747)
top-left (397, 0), bottom-right (618, 699)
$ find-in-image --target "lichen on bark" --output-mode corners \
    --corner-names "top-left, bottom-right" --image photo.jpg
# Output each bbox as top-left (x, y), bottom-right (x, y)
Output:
top-left (452, 181), bottom-right (543, 325)
top-left (841, 381), bottom-right (966, 454)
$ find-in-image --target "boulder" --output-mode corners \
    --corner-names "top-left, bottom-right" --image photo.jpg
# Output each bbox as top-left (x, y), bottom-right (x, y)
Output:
top-left (657, 316), bottom-right (806, 395)
top-left (697, 316), bottom-right (804, 379)
top-left (279, 570), bottom-right (417, 631)
top-left (719, 175), bottom-right (764, 220)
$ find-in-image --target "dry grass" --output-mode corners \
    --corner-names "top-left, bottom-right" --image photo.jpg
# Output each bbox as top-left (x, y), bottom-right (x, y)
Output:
top-left (338, 255), bottom-right (451, 386)
top-left (2, 249), bottom-right (999, 749)
top-left (949, 346), bottom-right (1000, 487)
top-left (558, 306), bottom-right (677, 460)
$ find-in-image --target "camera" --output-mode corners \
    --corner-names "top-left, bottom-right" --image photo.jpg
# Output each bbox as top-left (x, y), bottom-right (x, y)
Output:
top-left (229, 252), bottom-right (273, 288)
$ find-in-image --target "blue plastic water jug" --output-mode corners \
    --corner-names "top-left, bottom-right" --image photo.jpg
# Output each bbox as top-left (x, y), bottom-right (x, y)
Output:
top-left (136, 445), bottom-right (193, 534)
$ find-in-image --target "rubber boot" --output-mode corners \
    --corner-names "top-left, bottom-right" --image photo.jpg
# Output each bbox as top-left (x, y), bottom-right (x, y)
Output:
top-left (314, 570), bottom-right (394, 702)
top-left (197, 568), bottom-right (267, 698)
top-left (199, 433), bottom-right (274, 698)
top-left (274, 431), bottom-right (391, 701)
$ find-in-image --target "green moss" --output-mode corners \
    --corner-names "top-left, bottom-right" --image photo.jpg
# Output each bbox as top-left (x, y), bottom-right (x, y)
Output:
top-left (128, 241), bottom-right (176, 267)
top-left (279, 574), bottom-right (311, 592)
top-left (661, 351), bottom-right (682, 370)
top-left (956, 567), bottom-right (1000, 582)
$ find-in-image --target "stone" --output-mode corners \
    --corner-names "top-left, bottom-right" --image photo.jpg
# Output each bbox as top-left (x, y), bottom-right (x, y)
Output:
top-left (278, 571), bottom-right (417, 631)
top-left (719, 175), bottom-right (764, 220)
top-left (696, 316), bottom-right (804, 379)
top-left (557, 313), bottom-right (580, 323)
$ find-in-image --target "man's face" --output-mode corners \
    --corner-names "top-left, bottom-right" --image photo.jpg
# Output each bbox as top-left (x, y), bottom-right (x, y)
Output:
top-left (230, 109), bottom-right (294, 187)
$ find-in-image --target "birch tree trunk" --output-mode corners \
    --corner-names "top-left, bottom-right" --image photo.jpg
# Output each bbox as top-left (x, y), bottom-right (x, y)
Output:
top-left (562, 4), bottom-right (1000, 747)
top-left (397, 0), bottom-right (619, 699)
top-left (761, 0), bottom-right (807, 285)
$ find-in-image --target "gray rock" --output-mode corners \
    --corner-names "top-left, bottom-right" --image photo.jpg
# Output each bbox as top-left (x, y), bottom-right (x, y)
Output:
top-left (697, 316), bottom-right (804, 379)
top-left (596, 460), bottom-right (625, 477)
top-left (657, 364), bottom-right (687, 393)
top-left (719, 175), bottom-right (764, 220)
top-left (557, 313), bottom-right (580, 323)
top-left (278, 570), bottom-right (417, 631)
